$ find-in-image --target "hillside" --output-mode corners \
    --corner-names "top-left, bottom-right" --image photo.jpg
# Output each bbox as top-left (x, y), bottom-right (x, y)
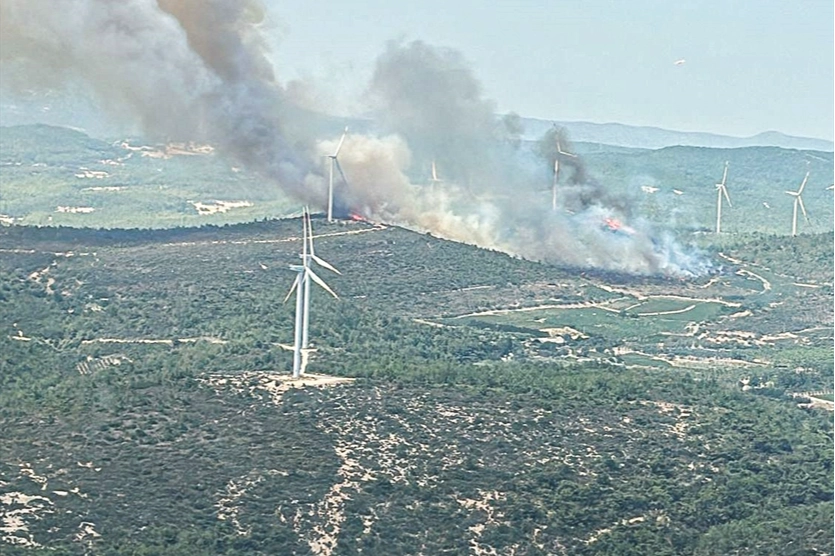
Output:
top-left (575, 143), bottom-right (834, 236)
top-left (4, 95), bottom-right (831, 151)
top-left (0, 124), bottom-right (298, 229)
top-left (0, 219), bottom-right (832, 554)
top-left (1, 125), bottom-right (832, 237)
top-left (520, 118), bottom-right (835, 151)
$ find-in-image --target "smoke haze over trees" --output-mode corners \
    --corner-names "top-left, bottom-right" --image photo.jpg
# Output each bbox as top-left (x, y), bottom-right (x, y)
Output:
top-left (0, 0), bottom-right (709, 275)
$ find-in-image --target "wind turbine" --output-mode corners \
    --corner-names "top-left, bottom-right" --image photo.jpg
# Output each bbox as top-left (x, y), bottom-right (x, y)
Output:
top-left (714, 162), bottom-right (731, 233)
top-left (284, 208), bottom-right (340, 377)
top-left (785, 171), bottom-right (809, 236)
top-left (327, 127), bottom-right (349, 223)
top-left (551, 135), bottom-right (577, 211)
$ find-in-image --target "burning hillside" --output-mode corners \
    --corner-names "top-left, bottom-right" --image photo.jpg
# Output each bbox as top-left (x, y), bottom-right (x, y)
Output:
top-left (0, 0), bottom-right (709, 276)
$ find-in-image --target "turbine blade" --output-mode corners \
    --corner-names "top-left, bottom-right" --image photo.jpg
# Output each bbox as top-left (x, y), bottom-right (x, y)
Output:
top-left (722, 185), bottom-right (731, 207)
top-left (721, 162), bottom-right (728, 186)
top-left (307, 268), bottom-right (338, 299)
top-left (311, 254), bottom-right (341, 275)
top-left (284, 274), bottom-right (301, 303)
top-left (797, 172), bottom-right (809, 195)
top-left (333, 127), bottom-right (348, 157)
top-left (556, 139), bottom-right (577, 158)
top-left (797, 196), bottom-right (809, 221)
top-left (301, 210), bottom-right (308, 259)
top-left (305, 207), bottom-right (315, 258)
top-left (335, 158), bottom-right (349, 186)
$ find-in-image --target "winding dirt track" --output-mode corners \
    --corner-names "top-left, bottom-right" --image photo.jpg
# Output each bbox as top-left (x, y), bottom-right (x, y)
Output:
top-left (736, 269), bottom-right (771, 292)
top-left (635, 304), bottom-right (696, 317)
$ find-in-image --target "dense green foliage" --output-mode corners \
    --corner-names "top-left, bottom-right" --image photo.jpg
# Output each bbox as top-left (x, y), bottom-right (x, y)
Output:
top-left (576, 143), bottom-right (834, 235)
top-left (0, 217), bottom-right (832, 554)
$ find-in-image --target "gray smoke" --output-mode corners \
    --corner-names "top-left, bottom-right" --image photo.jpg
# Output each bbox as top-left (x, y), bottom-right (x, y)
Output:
top-left (0, 2), bottom-right (708, 275)
top-left (0, 0), bottom-right (213, 138)
top-left (0, 0), bottom-right (314, 196)
top-left (369, 40), bottom-right (525, 191)
top-left (352, 40), bottom-right (707, 275)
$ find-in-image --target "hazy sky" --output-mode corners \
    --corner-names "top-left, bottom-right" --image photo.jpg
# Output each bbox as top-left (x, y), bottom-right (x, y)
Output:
top-left (267, 0), bottom-right (834, 140)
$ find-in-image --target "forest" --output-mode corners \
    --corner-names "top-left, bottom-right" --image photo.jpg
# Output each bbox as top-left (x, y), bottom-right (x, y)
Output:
top-left (0, 213), bottom-right (832, 554)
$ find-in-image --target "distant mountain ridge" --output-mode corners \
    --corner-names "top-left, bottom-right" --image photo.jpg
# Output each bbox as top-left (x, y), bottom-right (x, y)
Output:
top-left (520, 118), bottom-right (834, 152)
top-left (4, 92), bottom-right (831, 152)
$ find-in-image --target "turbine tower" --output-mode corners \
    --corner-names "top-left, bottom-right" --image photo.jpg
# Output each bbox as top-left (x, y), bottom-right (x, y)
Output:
top-left (327, 127), bottom-right (349, 223)
top-left (284, 208), bottom-right (340, 377)
top-left (714, 162), bottom-right (731, 233)
top-left (551, 135), bottom-right (577, 211)
top-left (785, 171), bottom-right (810, 236)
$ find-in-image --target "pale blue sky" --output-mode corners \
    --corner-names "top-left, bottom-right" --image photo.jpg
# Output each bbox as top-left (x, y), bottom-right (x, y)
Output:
top-left (267, 0), bottom-right (834, 140)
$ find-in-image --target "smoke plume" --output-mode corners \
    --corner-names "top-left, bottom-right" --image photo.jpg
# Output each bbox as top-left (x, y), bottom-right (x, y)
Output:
top-left (0, 0), bottom-right (312, 194)
top-left (0, 1), bottom-right (708, 275)
top-left (352, 40), bottom-right (705, 275)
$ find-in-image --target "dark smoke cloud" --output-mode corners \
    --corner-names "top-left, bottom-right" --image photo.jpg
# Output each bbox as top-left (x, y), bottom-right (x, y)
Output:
top-left (0, 3), bottom-right (707, 275)
top-left (0, 0), bottom-right (313, 195)
top-left (157, 0), bottom-right (274, 85)
top-left (536, 126), bottom-right (632, 216)
top-left (536, 126), bottom-right (589, 185)
top-left (351, 40), bottom-right (704, 274)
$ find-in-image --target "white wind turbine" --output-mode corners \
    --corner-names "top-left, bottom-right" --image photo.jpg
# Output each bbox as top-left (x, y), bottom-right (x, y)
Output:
top-left (785, 171), bottom-right (810, 236)
top-left (327, 127), bottom-right (349, 223)
top-left (551, 135), bottom-right (577, 211)
top-left (714, 162), bottom-right (731, 233)
top-left (284, 208), bottom-right (341, 377)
